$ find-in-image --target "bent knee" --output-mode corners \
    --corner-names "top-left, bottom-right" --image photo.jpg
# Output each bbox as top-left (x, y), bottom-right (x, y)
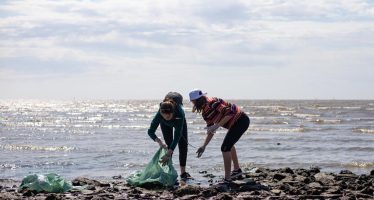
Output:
top-left (221, 145), bottom-right (231, 152)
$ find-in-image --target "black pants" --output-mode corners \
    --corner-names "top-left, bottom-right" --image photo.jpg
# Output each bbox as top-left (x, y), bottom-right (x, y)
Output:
top-left (160, 118), bottom-right (188, 167)
top-left (221, 113), bottom-right (250, 152)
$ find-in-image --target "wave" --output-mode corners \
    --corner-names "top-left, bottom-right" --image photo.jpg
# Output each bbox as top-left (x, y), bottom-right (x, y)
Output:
top-left (343, 161), bottom-right (374, 168)
top-left (307, 118), bottom-right (342, 124)
top-left (249, 127), bottom-right (306, 133)
top-left (293, 113), bottom-right (320, 118)
top-left (352, 128), bottom-right (374, 134)
top-left (0, 144), bottom-right (76, 151)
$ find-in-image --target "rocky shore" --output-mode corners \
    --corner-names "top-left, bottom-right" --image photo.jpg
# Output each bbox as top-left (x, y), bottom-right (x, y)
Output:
top-left (1, 167), bottom-right (373, 199)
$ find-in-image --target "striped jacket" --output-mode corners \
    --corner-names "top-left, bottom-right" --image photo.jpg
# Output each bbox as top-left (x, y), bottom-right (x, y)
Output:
top-left (202, 97), bottom-right (242, 129)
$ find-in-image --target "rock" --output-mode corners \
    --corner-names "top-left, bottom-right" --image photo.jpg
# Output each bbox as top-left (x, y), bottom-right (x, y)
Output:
top-left (240, 183), bottom-right (269, 192)
top-left (280, 167), bottom-right (294, 174)
top-left (295, 168), bottom-right (309, 176)
top-left (0, 193), bottom-right (18, 200)
top-left (215, 193), bottom-right (233, 200)
top-left (309, 167), bottom-right (321, 175)
top-left (199, 170), bottom-right (207, 174)
top-left (336, 173), bottom-right (358, 180)
top-left (370, 170), bottom-right (374, 176)
top-left (81, 189), bottom-right (95, 195)
top-left (360, 186), bottom-right (374, 195)
top-left (273, 173), bottom-right (287, 181)
top-left (340, 170), bottom-right (354, 174)
top-left (308, 182), bottom-right (322, 189)
top-left (314, 172), bottom-right (335, 186)
top-left (180, 194), bottom-right (199, 199)
top-left (72, 177), bottom-right (102, 186)
top-left (271, 189), bottom-right (281, 195)
top-left (201, 187), bottom-right (218, 198)
top-left (86, 185), bottom-right (96, 190)
top-left (203, 173), bottom-right (216, 178)
top-left (324, 186), bottom-right (341, 194)
top-left (174, 185), bottom-right (201, 196)
top-left (45, 194), bottom-right (57, 200)
top-left (112, 175), bottom-right (122, 179)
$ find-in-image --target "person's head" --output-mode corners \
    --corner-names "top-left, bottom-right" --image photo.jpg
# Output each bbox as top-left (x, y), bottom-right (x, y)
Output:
top-left (159, 99), bottom-right (176, 120)
top-left (189, 89), bottom-right (207, 113)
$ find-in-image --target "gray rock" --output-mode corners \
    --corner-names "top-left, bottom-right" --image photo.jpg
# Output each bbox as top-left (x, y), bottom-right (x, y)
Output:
top-left (175, 185), bottom-right (201, 196)
top-left (314, 172), bottom-right (335, 186)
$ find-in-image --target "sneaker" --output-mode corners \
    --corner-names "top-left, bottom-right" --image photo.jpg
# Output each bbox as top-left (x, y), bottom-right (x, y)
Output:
top-left (180, 172), bottom-right (193, 180)
top-left (230, 168), bottom-right (243, 180)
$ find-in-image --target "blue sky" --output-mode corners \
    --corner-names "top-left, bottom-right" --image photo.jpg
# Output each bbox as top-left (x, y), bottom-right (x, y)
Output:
top-left (1, 0), bottom-right (373, 100)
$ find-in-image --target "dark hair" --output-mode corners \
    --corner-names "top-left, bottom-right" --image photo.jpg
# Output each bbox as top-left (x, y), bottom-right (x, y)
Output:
top-left (160, 98), bottom-right (176, 114)
top-left (192, 96), bottom-right (207, 113)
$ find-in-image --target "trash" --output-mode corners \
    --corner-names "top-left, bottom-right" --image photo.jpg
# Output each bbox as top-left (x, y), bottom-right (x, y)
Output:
top-left (18, 173), bottom-right (71, 193)
top-left (127, 148), bottom-right (178, 187)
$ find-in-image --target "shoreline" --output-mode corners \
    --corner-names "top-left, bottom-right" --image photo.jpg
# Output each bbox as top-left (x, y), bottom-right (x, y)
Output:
top-left (1, 167), bottom-right (373, 199)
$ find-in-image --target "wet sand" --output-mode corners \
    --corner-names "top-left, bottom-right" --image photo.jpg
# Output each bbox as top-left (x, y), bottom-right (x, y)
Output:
top-left (1, 167), bottom-right (373, 199)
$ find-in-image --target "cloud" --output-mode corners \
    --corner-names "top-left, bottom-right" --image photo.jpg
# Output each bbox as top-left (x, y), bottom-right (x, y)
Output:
top-left (0, 0), bottom-right (374, 99)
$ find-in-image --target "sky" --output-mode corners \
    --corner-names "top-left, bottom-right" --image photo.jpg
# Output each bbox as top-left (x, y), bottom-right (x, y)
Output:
top-left (1, 0), bottom-right (374, 100)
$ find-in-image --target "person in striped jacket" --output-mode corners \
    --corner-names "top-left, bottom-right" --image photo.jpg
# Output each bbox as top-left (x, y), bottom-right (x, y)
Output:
top-left (189, 89), bottom-right (250, 186)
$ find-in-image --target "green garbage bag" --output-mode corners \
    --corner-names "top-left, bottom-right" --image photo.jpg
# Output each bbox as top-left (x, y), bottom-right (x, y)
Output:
top-left (127, 148), bottom-right (178, 187)
top-left (18, 173), bottom-right (71, 193)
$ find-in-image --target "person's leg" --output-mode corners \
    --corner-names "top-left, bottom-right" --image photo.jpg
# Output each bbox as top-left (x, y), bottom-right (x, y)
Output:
top-left (222, 151), bottom-right (232, 180)
top-left (221, 114), bottom-right (250, 180)
top-left (178, 118), bottom-right (188, 175)
top-left (160, 123), bottom-right (173, 149)
top-left (230, 146), bottom-right (240, 170)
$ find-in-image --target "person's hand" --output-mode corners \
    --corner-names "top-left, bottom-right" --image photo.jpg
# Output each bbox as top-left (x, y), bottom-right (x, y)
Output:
top-left (155, 138), bottom-right (167, 149)
top-left (159, 149), bottom-right (173, 166)
top-left (196, 146), bottom-right (205, 158)
top-left (206, 124), bottom-right (219, 134)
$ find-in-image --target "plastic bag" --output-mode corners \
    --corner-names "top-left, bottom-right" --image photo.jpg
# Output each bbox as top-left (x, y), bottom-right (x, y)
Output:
top-left (127, 148), bottom-right (178, 187)
top-left (18, 173), bottom-right (71, 193)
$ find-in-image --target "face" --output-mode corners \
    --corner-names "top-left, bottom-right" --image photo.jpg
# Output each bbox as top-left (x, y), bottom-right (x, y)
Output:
top-left (160, 112), bottom-right (174, 121)
top-left (191, 100), bottom-right (196, 105)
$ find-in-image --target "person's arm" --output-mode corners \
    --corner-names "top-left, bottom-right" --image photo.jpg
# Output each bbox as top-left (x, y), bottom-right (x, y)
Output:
top-left (196, 132), bottom-right (214, 157)
top-left (206, 112), bottom-right (233, 134)
top-left (148, 111), bottom-right (163, 143)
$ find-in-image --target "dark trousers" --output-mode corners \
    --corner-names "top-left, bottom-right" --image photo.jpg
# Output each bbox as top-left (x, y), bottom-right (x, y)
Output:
top-left (221, 113), bottom-right (250, 152)
top-left (160, 118), bottom-right (188, 167)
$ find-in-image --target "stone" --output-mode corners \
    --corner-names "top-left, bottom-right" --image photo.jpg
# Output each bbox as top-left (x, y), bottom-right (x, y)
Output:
top-left (0, 193), bottom-right (18, 200)
top-left (273, 173), bottom-right (287, 181)
top-left (340, 170), bottom-right (354, 174)
top-left (175, 185), bottom-right (201, 196)
top-left (201, 187), bottom-right (218, 198)
top-left (271, 189), bottom-right (281, 195)
top-left (72, 177), bottom-right (102, 186)
top-left (280, 167), bottom-right (294, 174)
top-left (314, 172), bottom-right (335, 186)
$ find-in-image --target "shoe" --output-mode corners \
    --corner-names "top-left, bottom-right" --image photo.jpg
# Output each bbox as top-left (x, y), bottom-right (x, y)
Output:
top-left (180, 172), bottom-right (193, 180)
top-left (230, 168), bottom-right (243, 180)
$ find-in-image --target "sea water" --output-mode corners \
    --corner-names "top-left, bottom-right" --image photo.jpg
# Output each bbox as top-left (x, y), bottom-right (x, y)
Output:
top-left (1, 100), bottom-right (373, 181)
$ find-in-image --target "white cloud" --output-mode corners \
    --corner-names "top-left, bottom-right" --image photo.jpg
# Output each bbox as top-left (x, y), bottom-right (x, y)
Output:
top-left (0, 0), bottom-right (373, 99)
